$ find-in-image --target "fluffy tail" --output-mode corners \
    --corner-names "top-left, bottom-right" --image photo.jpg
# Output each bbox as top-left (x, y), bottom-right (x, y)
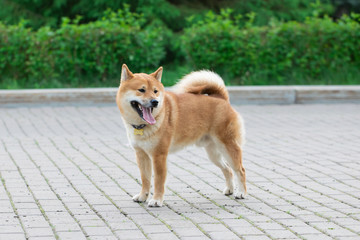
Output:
top-left (172, 70), bottom-right (229, 101)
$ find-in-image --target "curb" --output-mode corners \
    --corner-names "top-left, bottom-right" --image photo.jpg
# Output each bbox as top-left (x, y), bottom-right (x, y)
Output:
top-left (0, 86), bottom-right (360, 105)
top-left (228, 86), bottom-right (360, 104)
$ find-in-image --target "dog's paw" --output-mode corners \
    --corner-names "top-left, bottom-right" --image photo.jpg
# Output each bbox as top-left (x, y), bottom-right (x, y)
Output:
top-left (223, 187), bottom-right (234, 196)
top-left (148, 198), bottom-right (163, 207)
top-left (132, 193), bottom-right (149, 203)
top-left (234, 191), bottom-right (246, 199)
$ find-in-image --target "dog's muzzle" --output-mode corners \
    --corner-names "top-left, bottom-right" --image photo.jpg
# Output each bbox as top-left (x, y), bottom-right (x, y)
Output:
top-left (130, 100), bottom-right (158, 125)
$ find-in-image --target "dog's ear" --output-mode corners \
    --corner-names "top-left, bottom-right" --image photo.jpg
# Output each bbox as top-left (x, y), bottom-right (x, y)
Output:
top-left (121, 64), bottom-right (134, 82)
top-left (151, 66), bottom-right (163, 82)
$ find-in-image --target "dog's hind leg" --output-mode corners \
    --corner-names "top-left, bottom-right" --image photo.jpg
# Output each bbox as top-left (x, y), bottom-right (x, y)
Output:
top-left (205, 142), bottom-right (234, 196)
top-left (133, 148), bottom-right (152, 203)
top-left (221, 141), bottom-right (247, 199)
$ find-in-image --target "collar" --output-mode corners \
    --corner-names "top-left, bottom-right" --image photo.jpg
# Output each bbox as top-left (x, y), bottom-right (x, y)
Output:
top-left (131, 124), bottom-right (146, 130)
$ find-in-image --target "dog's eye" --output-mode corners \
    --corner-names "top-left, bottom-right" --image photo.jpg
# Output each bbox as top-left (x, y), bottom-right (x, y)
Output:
top-left (138, 89), bottom-right (145, 93)
top-left (154, 90), bottom-right (158, 94)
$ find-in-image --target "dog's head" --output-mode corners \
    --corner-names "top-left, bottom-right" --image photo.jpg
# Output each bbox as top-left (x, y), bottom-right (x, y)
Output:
top-left (116, 64), bottom-right (164, 125)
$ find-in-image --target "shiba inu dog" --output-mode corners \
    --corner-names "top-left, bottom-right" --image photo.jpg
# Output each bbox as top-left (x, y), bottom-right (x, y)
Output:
top-left (116, 64), bottom-right (246, 207)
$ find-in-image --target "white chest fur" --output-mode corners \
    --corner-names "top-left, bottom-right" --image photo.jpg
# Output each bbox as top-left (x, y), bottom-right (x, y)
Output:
top-left (125, 125), bottom-right (161, 154)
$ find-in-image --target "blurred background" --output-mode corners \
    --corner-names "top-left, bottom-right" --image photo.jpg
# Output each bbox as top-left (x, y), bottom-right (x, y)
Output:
top-left (0, 0), bottom-right (359, 88)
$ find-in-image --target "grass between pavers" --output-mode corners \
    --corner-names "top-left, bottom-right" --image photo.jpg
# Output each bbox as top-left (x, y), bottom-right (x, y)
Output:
top-left (80, 136), bottom-right (184, 239)
top-left (87, 135), bottom-right (242, 239)
top-left (168, 154), bottom-right (284, 240)
top-left (0, 174), bottom-right (28, 239)
top-left (242, 149), bottom-right (360, 237)
top-left (24, 139), bottom-right (90, 238)
top-left (171, 147), bottom-right (359, 239)
top-left (1, 139), bottom-right (60, 240)
top-left (108, 137), bottom-right (272, 239)
top-left (1, 64), bottom-right (359, 89)
top-left (48, 137), bottom-right (147, 239)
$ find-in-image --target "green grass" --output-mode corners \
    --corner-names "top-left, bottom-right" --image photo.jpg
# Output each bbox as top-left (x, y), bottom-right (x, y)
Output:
top-left (0, 64), bottom-right (359, 89)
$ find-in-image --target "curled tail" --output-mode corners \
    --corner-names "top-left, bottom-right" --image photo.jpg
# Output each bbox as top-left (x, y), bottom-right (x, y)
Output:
top-left (172, 70), bottom-right (229, 101)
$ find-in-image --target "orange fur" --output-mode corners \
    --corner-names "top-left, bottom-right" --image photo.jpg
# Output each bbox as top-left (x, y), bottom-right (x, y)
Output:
top-left (116, 64), bottom-right (246, 207)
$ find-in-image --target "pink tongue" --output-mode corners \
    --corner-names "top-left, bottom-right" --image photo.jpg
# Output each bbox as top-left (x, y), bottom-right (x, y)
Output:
top-left (142, 107), bottom-right (156, 125)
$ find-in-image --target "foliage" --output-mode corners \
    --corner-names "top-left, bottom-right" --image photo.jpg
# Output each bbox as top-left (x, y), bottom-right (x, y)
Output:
top-left (182, 10), bottom-right (360, 85)
top-left (0, 7), bottom-right (166, 88)
top-left (0, 21), bottom-right (32, 81)
top-left (0, 0), bottom-right (180, 30)
top-left (227, 0), bottom-right (333, 26)
top-left (1, 3), bottom-right (360, 88)
top-left (0, 0), bottom-right (342, 31)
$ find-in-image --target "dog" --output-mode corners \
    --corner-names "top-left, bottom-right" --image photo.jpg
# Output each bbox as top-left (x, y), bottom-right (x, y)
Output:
top-left (116, 64), bottom-right (246, 207)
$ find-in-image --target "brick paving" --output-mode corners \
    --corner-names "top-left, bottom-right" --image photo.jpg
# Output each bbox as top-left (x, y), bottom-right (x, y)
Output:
top-left (0, 103), bottom-right (359, 240)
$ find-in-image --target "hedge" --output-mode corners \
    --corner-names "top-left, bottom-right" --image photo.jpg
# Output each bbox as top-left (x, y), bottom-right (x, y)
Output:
top-left (1, 8), bottom-right (360, 87)
top-left (182, 10), bottom-right (360, 84)
top-left (0, 8), bottom-right (166, 87)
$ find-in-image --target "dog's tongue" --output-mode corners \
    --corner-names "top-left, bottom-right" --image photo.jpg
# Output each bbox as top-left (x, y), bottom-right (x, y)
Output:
top-left (142, 107), bottom-right (156, 125)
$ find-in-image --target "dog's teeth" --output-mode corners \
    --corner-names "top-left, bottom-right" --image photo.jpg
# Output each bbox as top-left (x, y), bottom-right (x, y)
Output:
top-left (139, 105), bottom-right (142, 110)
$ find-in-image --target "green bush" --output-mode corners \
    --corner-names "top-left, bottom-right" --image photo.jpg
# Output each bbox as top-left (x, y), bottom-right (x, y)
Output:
top-left (0, 0), bottom-right (181, 31)
top-left (0, 22), bottom-right (32, 81)
top-left (0, 7), bottom-right (166, 88)
top-left (182, 10), bottom-right (360, 85)
top-left (1, 7), bottom-right (360, 88)
top-left (229, 0), bottom-right (333, 26)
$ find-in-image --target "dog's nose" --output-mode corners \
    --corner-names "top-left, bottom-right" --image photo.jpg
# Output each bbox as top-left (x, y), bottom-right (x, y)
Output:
top-left (150, 99), bottom-right (159, 107)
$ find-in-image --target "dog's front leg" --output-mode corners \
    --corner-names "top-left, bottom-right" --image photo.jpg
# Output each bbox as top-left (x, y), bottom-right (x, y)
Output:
top-left (133, 148), bottom-right (152, 203)
top-left (148, 153), bottom-right (167, 207)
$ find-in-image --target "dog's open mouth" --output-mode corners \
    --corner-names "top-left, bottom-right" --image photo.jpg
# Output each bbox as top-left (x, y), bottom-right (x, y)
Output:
top-left (130, 101), bottom-right (156, 125)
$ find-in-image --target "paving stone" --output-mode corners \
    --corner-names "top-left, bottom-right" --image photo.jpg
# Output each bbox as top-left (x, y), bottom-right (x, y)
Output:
top-left (232, 226), bottom-right (264, 236)
top-left (198, 223), bottom-right (229, 232)
top-left (114, 229), bottom-right (147, 239)
top-left (208, 231), bottom-right (239, 240)
top-left (54, 223), bottom-right (82, 232)
top-left (28, 237), bottom-right (56, 240)
top-left (242, 236), bottom-right (272, 240)
top-left (0, 233), bottom-right (26, 240)
top-left (180, 237), bottom-right (211, 240)
top-left (290, 226), bottom-right (323, 235)
top-left (90, 236), bottom-right (118, 240)
top-left (264, 229), bottom-right (298, 239)
top-left (140, 224), bottom-right (173, 233)
top-left (0, 225), bottom-right (23, 234)
top-left (147, 232), bottom-right (179, 240)
top-left (82, 226), bottom-right (113, 236)
top-left (299, 233), bottom-right (333, 240)
top-left (171, 227), bottom-right (206, 237)
top-left (26, 227), bottom-right (54, 237)
top-left (56, 231), bottom-right (87, 240)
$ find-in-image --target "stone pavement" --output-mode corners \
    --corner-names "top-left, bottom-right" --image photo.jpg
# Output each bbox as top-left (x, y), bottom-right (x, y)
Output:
top-left (0, 103), bottom-right (359, 240)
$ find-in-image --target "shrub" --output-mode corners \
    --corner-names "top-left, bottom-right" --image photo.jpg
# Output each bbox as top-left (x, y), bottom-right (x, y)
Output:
top-left (0, 22), bottom-right (32, 81)
top-left (0, 0), bottom-right (181, 31)
top-left (182, 10), bottom-right (360, 84)
top-left (0, 7), bottom-right (167, 87)
top-left (1, 7), bottom-right (360, 88)
top-left (230, 0), bottom-right (333, 26)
